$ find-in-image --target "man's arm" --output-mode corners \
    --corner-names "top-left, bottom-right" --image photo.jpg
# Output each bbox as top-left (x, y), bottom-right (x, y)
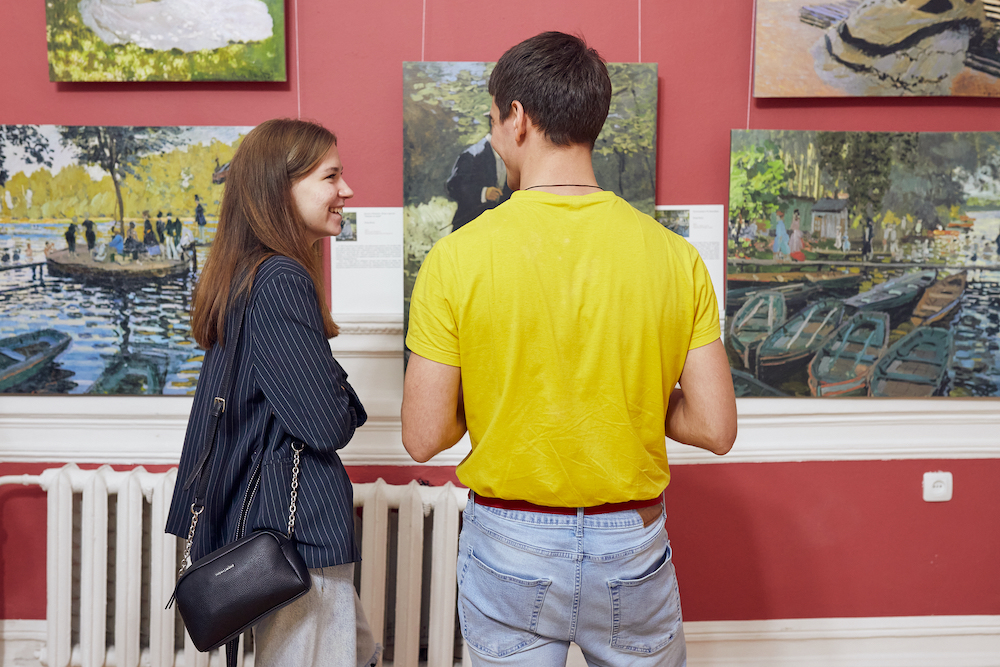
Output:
top-left (401, 352), bottom-right (467, 463)
top-left (665, 338), bottom-right (737, 455)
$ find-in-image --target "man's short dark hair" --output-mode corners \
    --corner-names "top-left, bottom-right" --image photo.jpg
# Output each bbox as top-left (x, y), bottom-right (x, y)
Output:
top-left (488, 32), bottom-right (612, 148)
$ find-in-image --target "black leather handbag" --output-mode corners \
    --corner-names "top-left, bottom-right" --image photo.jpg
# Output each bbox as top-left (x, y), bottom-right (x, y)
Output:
top-left (170, 292), bottom-right (311, 665)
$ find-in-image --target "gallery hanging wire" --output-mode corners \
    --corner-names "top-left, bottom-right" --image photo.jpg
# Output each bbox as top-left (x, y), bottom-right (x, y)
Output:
top-left (747, 0), bottom-right (758, 130)
top-left (638, 0), bottom-right (643, 63)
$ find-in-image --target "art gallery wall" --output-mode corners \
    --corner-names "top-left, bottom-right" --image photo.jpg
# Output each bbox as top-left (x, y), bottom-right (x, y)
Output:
top-left (1, 0), bottom-right (998, 642)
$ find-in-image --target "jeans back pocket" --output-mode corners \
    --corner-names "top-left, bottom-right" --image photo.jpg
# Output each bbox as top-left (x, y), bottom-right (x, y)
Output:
top-left (607, 544), bottom-right (682, 655)
top-left (458, 548), bottom-right (551, 658)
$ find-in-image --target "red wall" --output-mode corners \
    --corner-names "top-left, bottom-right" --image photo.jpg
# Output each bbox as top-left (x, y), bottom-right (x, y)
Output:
top-left (2, 0), bottom-right (999, 623)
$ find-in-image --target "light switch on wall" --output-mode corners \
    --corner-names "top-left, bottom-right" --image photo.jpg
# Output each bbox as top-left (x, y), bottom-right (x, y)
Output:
top-left (923, 471), bottom-right (953, 502)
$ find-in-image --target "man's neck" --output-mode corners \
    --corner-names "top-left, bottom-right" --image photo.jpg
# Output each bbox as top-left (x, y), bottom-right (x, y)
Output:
top-left (516, 141), bottom-right (599, 195)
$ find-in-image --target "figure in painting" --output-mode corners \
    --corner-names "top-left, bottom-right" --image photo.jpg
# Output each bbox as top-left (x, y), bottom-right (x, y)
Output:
top-left (772, 209), bottom-right (790, 261)
top-left (76, 0), bottom-right (273, 53)
top-left (164, 212), bottom-right (180, 259)
top-left (143, 219), bottom-right (161, 256)
top-left (789, 208), bottom-right (804, 258)
top-left (64, 222), bottom-right (77, 254)
top-left (862, 218), bottom-right (875, 262)
top-left (885, 221), bottom-right (900, 260)
top-left (82, 217), bottom-right (97, 251)
top-left (446, 134), bottom-right (512, 232)
top-left (194, 194), bottom-right (208, 243)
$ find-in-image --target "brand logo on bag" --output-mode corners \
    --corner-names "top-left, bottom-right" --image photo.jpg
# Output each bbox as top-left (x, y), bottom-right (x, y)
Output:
top-left (215, 564), bottom-right (235, 576)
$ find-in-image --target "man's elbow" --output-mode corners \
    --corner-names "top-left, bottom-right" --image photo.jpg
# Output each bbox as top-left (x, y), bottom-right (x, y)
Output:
top-left (401, 430), bottom-right (438, 464)
top-left (705, 421), bottom-right (737, 456)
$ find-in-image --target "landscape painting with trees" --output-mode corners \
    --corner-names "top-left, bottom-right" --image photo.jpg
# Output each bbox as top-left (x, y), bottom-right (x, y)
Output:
top-left (45, 0), bottom-right (285, 82)
top-left (0, 124), bottom-right (251, 395)
top-left (728, 129), bottom-right (1000, 398)
top-left (754, 0), bottom-right (1000, 97)
top-left (403, 61), bottom-right (657, 341)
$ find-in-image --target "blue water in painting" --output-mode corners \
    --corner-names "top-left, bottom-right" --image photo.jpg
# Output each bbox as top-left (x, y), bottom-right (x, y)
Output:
top-left (0, 219), bottom-right (214, 395)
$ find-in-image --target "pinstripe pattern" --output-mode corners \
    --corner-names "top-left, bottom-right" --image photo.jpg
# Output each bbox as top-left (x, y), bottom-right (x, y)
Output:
top-left (165, 256), bottom-right (366, 568)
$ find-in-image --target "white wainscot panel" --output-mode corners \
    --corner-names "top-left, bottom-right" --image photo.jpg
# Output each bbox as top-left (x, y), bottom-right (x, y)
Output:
top-left (0, 314), bottom-right (997, 466)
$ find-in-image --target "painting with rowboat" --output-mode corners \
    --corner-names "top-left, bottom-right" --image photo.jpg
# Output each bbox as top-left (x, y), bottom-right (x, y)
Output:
top-left (728, 129), bottom-right (1000, 397)
top-left (0, 124), bottom-right (252, 395)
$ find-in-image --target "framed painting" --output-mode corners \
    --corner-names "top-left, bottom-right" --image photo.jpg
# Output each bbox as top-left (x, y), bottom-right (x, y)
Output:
top-left (0, 124), bottom-right (251, 394)
top-left (753, 0), bottom-right (1000, 96)
top-left (728, 129), bottom-right (1000, 397)
top-left (45, 0), bottom-right (286, 82)
top-left (402, 61), bottom-right (658, 345)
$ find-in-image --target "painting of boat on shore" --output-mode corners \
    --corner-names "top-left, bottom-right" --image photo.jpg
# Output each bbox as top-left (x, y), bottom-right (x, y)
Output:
top-left (0, 124), bottom-right (251, 395)
top-left (728, 129), bottom-right (1000, 397)
top-left (754, 0), bottom-right (1000, 97)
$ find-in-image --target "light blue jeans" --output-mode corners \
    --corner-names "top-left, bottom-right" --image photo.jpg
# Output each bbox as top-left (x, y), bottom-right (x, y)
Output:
top-left (457, 494), bottom-right (686, 667)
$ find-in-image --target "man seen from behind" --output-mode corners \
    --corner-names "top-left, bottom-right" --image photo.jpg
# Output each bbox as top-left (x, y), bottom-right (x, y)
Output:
top-left (402, 31), bottom-right (737, 667)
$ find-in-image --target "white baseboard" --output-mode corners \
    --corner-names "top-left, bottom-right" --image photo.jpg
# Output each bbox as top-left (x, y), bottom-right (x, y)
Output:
top-left (0, 620), bottom-right (44, 667)
top-left (682, 616), bottom-right (1000, 667)
top-left (4, 616), bottom-right (999, 667)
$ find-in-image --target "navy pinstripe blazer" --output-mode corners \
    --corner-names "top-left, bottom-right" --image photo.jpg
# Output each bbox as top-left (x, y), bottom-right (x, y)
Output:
top-left (165, 256), bottom-right (366, 568)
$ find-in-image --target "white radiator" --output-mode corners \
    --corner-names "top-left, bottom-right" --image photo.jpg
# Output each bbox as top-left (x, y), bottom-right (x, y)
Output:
top-left (0, 465), bottom-right (469, 667)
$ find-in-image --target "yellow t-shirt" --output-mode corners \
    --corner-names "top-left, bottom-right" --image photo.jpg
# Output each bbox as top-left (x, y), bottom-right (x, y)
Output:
top-left (406, 190), bottom-right (719, 506)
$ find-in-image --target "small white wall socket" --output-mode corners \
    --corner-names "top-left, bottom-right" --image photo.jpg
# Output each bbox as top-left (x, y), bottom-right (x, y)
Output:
top-left (922, 471), bottom-right (953, 502)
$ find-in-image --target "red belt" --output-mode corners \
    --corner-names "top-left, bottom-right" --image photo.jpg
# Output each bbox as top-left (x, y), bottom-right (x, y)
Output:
top-left (471, 491), bottom-right (663, 515)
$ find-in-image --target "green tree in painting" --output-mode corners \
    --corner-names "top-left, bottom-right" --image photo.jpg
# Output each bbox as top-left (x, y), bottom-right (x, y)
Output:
top-left (404, 62), bottom-right (492, 207)
top-left (594, 64), bottom-right (657, 205)
top-left (815, 131), bottom-right (917, 222)
top-left (0, 126), bottom-right (52, 186)
top-left (59, 126), bottom-right (182, 236)
top-left (729, 140), bottom-right (794, 227)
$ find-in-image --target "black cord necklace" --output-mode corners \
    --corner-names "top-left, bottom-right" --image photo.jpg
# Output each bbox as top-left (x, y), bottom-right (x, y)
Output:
top-left (523, 184), bottom-right (602, 190)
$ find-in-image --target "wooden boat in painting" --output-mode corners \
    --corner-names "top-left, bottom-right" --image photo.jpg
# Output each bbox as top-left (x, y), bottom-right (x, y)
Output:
top-left (869, 327), bottom-right (954, 397)
top-left (731, 368), bottom-right (786, 397)
top-left (728, 291), bottom-right (787, 370)
top-left (843, 269), bottom-right (936, 326)
top-left (0, 329), bottom-right (72, 392)
top-left (726, 282), bottom-right (821, 317)
top-left (909, 271), bottom-right (967, 327)
top-left (755, 298), bottom-right (847, 386)
top-left (46, 249), bottom-right (191, 284)
top-left (727, 270), bottom-right (863, 293)
top-left (87, 348), bottom-right (169, 395)
top-left (808, 311), bottom-right (890, 397)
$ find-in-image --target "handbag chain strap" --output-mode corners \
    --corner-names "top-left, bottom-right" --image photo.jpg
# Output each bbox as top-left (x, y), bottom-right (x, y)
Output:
top-left (287, 442), bottom-right (303, 535)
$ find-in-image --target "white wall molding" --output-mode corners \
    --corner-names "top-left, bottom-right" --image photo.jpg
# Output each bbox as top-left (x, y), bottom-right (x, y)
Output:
top-left (4, 616), bottom-right (999, 667)
top-left (1, 316), bottom-right (997, 466)
top-left (682, 615), bottom-right (1000, 667)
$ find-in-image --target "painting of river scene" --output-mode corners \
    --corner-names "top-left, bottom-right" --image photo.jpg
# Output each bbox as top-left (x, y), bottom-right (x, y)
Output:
top-left (728, 129), bottom-right (1000, 398)
top-left (0, 124), bottom-right (251, 395)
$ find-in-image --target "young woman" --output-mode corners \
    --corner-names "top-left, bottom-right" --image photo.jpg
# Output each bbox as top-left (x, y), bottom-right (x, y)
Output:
top-left (165, 119), bottom-right (378, 667)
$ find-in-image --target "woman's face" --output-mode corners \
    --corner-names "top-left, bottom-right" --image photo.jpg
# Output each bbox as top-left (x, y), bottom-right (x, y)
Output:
top-left (291, 142), bottom-right (354, 245)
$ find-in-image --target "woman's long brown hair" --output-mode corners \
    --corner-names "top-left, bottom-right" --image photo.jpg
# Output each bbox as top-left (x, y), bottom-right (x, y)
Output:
top-left (190, 118), bottom-right (340, 349)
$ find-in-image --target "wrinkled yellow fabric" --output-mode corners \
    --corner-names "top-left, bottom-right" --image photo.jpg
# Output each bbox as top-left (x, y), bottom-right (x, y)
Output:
top-left (407, 190), bottom-right (719, 506)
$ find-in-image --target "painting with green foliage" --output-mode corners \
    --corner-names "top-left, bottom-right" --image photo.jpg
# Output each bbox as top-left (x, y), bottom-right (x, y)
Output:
top-left (403, 61), bottom-right (658, 342)
top-left (0, 125), bottom-right (250, 395)
top-left (727, 129), bottom-right (1000, 399)
top-left (46, 0), bottom-right (285, 82)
